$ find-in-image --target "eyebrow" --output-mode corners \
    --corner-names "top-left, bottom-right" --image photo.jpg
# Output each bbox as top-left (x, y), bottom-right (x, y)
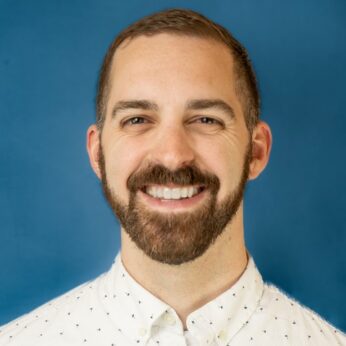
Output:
top-left (186, 99), bottom-right (235, 119)
top-left (111, 98), bottom-right (235, 119)
top-left (112, 100), bottom-right (159, 118)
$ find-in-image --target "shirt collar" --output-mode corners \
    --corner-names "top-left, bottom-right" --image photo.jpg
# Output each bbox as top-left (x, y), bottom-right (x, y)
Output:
top-left (185, 256), bottom-right (264, 345)
top-left (100, 254), bottom-right (171, 344)
top-left (101, 253), bottom-right (263, 345)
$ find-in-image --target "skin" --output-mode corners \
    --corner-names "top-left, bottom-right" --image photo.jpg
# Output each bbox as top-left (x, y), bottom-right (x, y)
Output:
top-left (87, 34), bottom-right (272, 329)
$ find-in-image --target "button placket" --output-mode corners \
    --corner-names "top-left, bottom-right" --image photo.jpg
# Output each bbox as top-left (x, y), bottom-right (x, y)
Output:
top-left (186, 314), bottom-right (215, 346)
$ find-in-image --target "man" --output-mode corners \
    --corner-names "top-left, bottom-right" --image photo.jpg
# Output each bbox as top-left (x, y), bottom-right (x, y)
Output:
top-left (0, 8), bottom-right (344, 346)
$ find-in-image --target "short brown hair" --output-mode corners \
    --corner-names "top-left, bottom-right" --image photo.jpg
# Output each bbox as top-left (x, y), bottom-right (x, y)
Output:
top-left (96, 8), bottom-right (260, 132)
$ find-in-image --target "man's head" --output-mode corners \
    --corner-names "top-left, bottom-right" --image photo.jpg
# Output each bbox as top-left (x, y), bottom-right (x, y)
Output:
top-left (87, 9), bottom-right (271, 265)
top-left (96, 8), bottom-right (260, 133)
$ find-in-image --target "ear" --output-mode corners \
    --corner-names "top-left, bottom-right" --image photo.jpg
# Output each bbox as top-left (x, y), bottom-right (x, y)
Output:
top-left (248, 121), bottom-right (272, 180)
top-left (86, 124), bottom-right (102, 179)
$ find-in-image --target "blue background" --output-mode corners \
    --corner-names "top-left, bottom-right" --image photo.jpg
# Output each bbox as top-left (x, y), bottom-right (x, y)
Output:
top-left (1, 0), bottom-right (345, 331)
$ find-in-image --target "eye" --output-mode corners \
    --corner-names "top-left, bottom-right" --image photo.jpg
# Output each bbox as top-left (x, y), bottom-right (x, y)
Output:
top-left (187, 115), bottom-right (225, 133)
top-left (122, 116), bottom-right (147, 126)
top-left (197, 117), bottom-right (219, 125)
top-left (190, 116), bottom-right (224, 127)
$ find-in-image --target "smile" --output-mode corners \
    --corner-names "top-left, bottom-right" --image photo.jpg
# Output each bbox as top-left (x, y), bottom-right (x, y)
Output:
top-left (138, 185), bottom-right (208, 211)
top-left (144, 185), bottom-right (204, 200)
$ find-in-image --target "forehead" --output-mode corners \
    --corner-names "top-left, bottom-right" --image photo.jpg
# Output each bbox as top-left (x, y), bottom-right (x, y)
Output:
top-left (112, 33), bottom-right (234, 80)
top-left (115, 33), bottom-right (233, 63)
top-left (107, 34), bottom-right (240, 113)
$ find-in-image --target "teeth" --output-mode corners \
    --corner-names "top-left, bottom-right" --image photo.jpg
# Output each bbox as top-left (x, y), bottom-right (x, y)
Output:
top-left (146, 186), bottom-right (200, 200)
top-left (172, 188), bottom-right (181, 199)
top-left (156, 187), bottom-right (163, 199)
top-left (181, 187), bottom-right (188, 198)
top-left (163, 188), bottom-right (171, 199)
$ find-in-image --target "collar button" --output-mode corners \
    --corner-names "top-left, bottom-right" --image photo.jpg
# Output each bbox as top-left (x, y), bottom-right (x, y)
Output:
top-left (163, 312), bottom-right (176, 325)
top-left (138, 327), bottom-right (148, 337)
top-left (217, 330), bottom-right (228, 342)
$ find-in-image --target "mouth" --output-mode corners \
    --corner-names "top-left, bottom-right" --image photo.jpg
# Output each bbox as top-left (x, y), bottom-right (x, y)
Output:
top-left (138, 184), bottom-right (207, 210)
top-left (142, 185), bottom-right (205, 200)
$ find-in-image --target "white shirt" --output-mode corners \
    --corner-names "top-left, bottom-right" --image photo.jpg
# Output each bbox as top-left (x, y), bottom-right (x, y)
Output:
top-left (0, 253), bottom-right (345, 345)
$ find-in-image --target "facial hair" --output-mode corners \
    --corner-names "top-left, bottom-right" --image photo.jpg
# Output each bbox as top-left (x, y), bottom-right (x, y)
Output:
top-left (98, 143), bottom-right (251, 265)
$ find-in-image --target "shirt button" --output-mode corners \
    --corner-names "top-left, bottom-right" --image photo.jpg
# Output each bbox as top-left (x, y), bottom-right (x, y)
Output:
top-left (138, 327), bottom-right (147, 336)
top-left (217, 330), bottom-right (227, 342)
top-left (163, 313), bottom-right (176, 325)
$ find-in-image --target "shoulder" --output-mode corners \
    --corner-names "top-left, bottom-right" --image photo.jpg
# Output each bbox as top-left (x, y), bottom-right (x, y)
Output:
top-left (257, 283), bottom-right (346, 345)
top-left (0, 273), bottom-right (107, 346)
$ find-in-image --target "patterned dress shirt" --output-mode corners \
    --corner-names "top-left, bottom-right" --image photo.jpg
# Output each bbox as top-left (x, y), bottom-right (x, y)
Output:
top-left (0, 253), bottom-right (345, 345)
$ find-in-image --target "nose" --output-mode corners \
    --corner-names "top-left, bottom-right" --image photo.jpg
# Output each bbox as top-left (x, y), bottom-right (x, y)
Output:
top-left (148, 124), bottom-right (196, 170)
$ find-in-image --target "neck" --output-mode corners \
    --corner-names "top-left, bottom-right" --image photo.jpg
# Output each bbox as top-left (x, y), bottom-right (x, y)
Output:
top-left (120, 207), bottom-right (247, 330)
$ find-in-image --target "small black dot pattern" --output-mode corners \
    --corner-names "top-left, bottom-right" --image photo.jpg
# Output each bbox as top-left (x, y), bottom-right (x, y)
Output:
top-left (0, 255), bottom-right (345, 345)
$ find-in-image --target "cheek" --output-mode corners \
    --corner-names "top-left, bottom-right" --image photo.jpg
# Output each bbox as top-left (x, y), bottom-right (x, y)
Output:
top-left (104, 139), bottom-right (145, 198)
top-left (194, 137), bottom-right (246, 200)
top-left (219, 152), bottom-right (245, 197)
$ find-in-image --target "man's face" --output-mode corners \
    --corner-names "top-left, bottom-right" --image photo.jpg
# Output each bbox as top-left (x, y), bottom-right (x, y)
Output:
top-left (98, 34), bottom-right (251, 265)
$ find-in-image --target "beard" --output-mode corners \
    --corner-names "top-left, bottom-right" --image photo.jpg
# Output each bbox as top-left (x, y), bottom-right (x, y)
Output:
top-left (98, 143), bottom-right (251, 265)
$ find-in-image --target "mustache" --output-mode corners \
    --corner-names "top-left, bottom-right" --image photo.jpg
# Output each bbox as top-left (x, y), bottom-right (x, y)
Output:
top-left (127, 164), bottom-right (220, 192)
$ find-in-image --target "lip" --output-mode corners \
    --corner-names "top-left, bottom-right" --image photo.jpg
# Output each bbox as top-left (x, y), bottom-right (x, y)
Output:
top-left (137, 187), bottom-right (208, 212)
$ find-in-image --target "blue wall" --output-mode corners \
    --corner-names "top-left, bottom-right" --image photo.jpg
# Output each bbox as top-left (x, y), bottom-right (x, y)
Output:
top-left (1, 0), bottom-right (345, 331)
